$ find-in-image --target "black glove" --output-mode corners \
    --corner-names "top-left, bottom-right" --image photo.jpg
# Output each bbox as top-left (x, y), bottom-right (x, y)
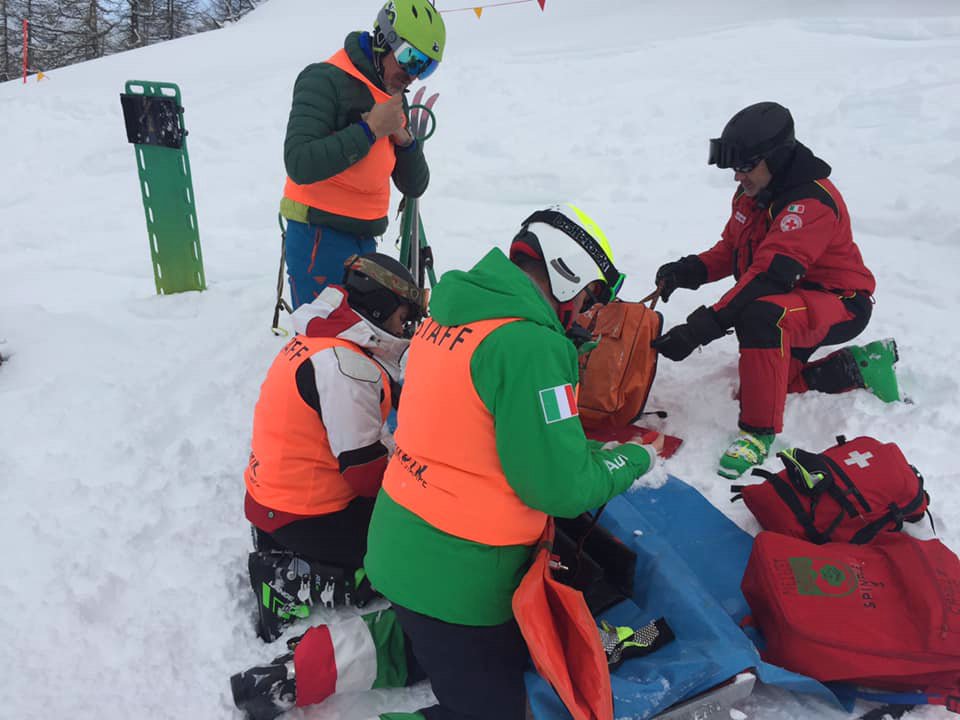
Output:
top-left (651, 324), bottom-right (699, 361)
top-left (655, 255), bottom-right (708, 302)
top-left (651, 306), bottom-right (726, 362)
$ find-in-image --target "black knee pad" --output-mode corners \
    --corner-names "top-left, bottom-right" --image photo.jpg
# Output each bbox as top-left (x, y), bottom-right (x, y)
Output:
top-left (734, 300), bottom-right (785, 349)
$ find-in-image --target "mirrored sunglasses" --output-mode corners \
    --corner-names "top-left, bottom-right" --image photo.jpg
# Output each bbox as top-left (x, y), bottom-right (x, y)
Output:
top-left (393, 42), bottom-right (439, 79)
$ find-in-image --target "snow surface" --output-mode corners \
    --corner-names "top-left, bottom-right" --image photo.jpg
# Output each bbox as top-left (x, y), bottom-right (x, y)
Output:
top-left (1, 0), bottom-right (959, 718)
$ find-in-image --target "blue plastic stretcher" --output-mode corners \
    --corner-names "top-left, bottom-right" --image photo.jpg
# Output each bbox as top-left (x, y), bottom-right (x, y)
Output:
top-left (525, 476), bottom-right (849, 719)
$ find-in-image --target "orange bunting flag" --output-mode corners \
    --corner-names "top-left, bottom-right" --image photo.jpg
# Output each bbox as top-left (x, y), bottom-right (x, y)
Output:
top-left (474, 7), bottom-right (483, 17)
top-left (537, 0), bottom-right (545, 8)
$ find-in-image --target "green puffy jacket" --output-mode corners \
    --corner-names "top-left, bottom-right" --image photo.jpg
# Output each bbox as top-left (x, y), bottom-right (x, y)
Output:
top-left (280, 32), bottom-right (430, 237)
top-left (364, 249), bottom-right (655, 626)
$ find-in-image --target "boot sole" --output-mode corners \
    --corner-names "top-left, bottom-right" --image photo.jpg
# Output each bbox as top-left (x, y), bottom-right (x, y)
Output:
top-left (717, 466), bottom-right (744, 480)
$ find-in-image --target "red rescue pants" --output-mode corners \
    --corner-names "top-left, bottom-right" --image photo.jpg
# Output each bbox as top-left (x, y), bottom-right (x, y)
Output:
top-left (734, 288), bottom-right (871, 435)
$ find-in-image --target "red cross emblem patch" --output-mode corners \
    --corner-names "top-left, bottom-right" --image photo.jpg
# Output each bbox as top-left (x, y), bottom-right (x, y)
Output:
top-left (780, 213), bottom-right (803, 232)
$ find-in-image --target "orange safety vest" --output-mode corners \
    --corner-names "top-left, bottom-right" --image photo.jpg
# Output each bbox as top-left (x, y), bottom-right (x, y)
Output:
top-left (382, 317), bottom-right (548, 547)
top-left (282, 49), bottom-right (400, 221)
top-left (245, 335), bottom-right (392, 516)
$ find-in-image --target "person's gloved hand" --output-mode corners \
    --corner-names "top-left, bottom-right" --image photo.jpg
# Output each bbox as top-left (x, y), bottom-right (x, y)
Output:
top-left (363, 93), bottom-right (406, 139)
top-left (654, 255), bottom-right (708, 302)
top-left (651, 305), bottom-right (726, 362)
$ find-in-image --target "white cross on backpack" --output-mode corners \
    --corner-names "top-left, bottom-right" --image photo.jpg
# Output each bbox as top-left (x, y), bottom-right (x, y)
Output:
top-left (844, 450), bottom-right (873, 469)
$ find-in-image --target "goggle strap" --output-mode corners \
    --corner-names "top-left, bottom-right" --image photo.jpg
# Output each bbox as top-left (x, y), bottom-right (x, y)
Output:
top-left (521, 210), bottom-right (623, 301)
top-left (343, 254), bottom-right (428, 313)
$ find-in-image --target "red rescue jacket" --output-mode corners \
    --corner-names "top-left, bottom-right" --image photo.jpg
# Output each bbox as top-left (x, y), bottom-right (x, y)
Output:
top-left (699, 143), bottom-right (875, 324)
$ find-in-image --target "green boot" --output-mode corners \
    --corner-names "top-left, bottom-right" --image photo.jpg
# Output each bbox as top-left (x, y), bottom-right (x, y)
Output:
top-left (717, 432), bottom-right (774, 479)
top-left (848, 338), bottom-right (900, 402)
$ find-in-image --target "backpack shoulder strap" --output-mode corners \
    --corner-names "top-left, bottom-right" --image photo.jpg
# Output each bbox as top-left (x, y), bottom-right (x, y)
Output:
top-left (751, 468), bottom-right (834, 544)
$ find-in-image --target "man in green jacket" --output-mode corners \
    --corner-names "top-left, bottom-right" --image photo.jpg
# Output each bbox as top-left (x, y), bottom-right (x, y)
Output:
top-left (280, 1), bottom-right (444, 308)
top-left (364, 203), bottom-right (662, 720)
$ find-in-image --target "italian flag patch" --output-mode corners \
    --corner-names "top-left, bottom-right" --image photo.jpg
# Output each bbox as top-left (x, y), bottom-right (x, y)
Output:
top-left (540, 384), bottom-right (578, 424)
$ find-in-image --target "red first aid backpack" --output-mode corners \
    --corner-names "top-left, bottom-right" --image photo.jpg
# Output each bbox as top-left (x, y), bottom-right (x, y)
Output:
top-left (732, 436), bottom-right (930, 545)
top-left (742, 531), bottom-right (960, 705)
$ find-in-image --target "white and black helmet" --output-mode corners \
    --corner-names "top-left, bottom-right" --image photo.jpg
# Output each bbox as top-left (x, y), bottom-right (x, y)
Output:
top-left (510, 203), bottom-right (625, 315)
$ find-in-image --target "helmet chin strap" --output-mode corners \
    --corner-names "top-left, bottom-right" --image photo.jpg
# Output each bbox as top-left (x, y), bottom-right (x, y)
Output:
top-left (371, 28), bottom-right (389, 78)
top-left (557, 300), bottom-right (576, 330)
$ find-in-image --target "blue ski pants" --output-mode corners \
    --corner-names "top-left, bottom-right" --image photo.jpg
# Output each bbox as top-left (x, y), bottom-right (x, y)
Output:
top-left (285, 220), bottom-right (376, 309)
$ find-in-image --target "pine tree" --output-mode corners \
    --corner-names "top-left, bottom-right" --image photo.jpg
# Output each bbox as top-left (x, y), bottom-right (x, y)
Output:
top-left (4, 0), bottom-right (244, 77)
top-left (118, 0), bottom-right (152, 49)
top-left (203, 0), bottom-right (257, 29)
top-left (1, 0), bottom-right (25, 82)
top-left (149, 0), bottom-right (201, 42)
top-left (1, 0), bottom-right (10, 82)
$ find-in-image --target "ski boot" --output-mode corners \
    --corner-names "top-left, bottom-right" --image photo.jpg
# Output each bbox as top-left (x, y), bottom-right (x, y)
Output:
top-left (848, 338), bottom-right (900, 402)
top-left (249, 551), bottom-right (314, 642)
top-left (231, 651), bottom-right (296, 720)
top-left (248, 551), bottom-right (373, 642)
top-left (717, 432), bottom-right (774, 480)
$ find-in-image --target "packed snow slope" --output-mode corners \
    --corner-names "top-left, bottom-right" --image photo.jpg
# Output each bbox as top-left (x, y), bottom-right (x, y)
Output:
top-left (1, 0), bottom-right (959, 718)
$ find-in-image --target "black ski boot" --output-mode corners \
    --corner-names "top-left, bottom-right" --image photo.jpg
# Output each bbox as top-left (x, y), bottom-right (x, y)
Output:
top-left (248, 550), bottom-right (354, 642)
top-left (248, 551), bottom-right (314, 642)
top-left (230, 651), bottom-right (296, 720)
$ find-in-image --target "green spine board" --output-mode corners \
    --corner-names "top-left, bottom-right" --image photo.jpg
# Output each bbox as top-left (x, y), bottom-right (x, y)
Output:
top-left (125, 80), bottom-right (206, 294)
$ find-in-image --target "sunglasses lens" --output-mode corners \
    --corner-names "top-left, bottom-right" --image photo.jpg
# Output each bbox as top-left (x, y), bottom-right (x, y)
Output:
top-left (395, 44), bottom-right (438, 78)
top-left (734, 157), bottom-right (760, 173)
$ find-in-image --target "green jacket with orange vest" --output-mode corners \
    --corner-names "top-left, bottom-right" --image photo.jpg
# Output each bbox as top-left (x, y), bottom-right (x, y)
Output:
top-left (364, 248), bottom-right (655, 627)
top-left (280, 32), bottom-right (430, 237)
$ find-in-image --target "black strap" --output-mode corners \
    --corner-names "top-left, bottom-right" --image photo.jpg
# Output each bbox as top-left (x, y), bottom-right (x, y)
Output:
top-left (272, 214), bottom-right (293, 335)
top-left (849, 504), bottom-right (899, 545)
top-left (821, 454), bottom-right (872, 516)
top-left (849, 478), bottom-right (930, 545)
top-left (926, 506), bottom-right (937, 536)
top-left (575, 503), bottom-right (607, 572)
top-left (752, 469), bottom-right (832, 544)
top-left (857, 704), bottom-right (915, 720)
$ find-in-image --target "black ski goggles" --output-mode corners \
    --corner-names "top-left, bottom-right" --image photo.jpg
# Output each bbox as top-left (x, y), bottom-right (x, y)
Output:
top-left (709, 138), bottom-right (784, 173)
top-left (520, 209), bottom-right (626, 304)
top-left (708, 138), bottom-right (755, 170)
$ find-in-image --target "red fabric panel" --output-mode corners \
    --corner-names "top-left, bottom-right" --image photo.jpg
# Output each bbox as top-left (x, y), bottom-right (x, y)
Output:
top-left (244, 491), bottom-right (315, 533)
top-left (513, 520), bottom-right (613, 720)
top-left (303, 288), bottom-right (364, 338)
top-left (738, 289), bottom-right (854, 433)
top-left (342, 455), bottom-right (389, 498)
top-left (294, 625), bottom-right (338, 707)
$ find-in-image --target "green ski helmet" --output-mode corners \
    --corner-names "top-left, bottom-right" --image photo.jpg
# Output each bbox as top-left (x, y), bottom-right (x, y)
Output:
top-left (374, 1), bottom-right (446, 78)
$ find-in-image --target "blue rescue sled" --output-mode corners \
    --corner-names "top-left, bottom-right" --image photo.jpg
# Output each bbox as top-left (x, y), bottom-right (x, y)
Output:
top-left (525, 476), bottom-right (846, 719)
